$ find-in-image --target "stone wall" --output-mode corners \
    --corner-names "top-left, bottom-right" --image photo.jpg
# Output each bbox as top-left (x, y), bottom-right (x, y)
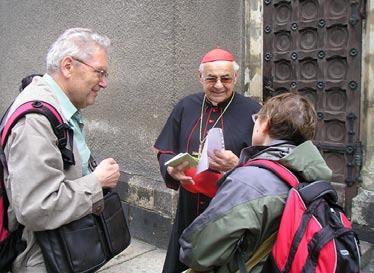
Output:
top-left (351, 0), bottom-right (374, 243)
top-left (244, 0), bottom-right (263, 101)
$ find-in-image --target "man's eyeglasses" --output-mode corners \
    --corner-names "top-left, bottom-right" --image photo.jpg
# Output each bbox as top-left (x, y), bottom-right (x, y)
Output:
top-left (252, 113), bottom-right (259, 123)
top-left (71, 57), bottom-right (109, 79)
top-left (203, 76), bottom-right (234, 85)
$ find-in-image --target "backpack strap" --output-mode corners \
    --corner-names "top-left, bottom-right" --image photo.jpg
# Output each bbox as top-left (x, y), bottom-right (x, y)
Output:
top-left (0, 100), bottom-right (75, 169)
top-left (243, 159), bottom-right (338, 204)
top-left (298, 181), bottom-right (338, 204)
top-left (242, 159), bottom-right (299, 187)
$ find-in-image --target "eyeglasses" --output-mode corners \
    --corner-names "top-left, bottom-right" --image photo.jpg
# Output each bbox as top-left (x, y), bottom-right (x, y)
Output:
top-left (71, 57), bottom-right (109, 79)
top-left (203, 76), bottom-right (234, 85)
top-left (252, 113), bottom-right (259, 123)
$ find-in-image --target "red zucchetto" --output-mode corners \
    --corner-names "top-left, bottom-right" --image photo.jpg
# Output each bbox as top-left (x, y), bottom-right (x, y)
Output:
top-left (201, 48), bottom-right (235, 63)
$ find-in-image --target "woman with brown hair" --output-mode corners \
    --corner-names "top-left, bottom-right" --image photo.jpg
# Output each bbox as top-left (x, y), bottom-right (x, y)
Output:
top-left (179, 92), bottom-right (332, 273)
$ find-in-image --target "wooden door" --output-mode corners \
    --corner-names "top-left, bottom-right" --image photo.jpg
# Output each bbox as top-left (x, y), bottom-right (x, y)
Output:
top-left (263, 0), bottom-right (365, 215)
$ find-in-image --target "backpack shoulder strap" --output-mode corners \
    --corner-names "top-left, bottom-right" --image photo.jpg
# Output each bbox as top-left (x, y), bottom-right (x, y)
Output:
top-left (244, 159), bottom-right (338, 204)
top-left (0, 100), bottom-right (75, 169)
top-left (242, 159), bottom-right (299, 187)
top-left (298, 180), bottom-right (338, 204)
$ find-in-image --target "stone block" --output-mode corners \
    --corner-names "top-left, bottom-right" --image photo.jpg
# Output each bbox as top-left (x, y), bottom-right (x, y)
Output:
top-left (352, 188), bottom-right (374, 226)
top-left (154, 187), bottom-right (178, 218)
top-left (116, 171), bottom-right (178, 218)
top-left (352, 188), bottom-right (374, 243)
top-left (123, 202), bottom-right (172, 249)
top-left (115, 172), bottom-right (177, 248)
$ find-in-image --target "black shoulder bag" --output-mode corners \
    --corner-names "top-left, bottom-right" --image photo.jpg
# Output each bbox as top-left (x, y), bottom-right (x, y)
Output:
top-left (35, 149), bottom-right (131, 273)
top-left (35, 189), bottom-right (131, 273)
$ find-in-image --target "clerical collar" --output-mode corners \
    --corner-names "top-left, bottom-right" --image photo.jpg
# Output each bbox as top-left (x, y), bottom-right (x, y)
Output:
top-left (204, 93), bottom-right (235, 108)
top-left (198, 93), bottom-right (235, 155)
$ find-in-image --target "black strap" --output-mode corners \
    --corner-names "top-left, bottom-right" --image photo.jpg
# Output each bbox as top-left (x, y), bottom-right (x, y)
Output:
top-left (298, 181), bottom-right (338, 205)
top-left (0, 157), bottom-right (9, 230)
top-left (88, 155), bottom-right (98, 171)
top-left (0, 147), bottom-right (7, 177)
top-left (301, 225), bottom-right (352, 273)
top-left (59, 126), bottom-right (75, 169)
top-left (280, 198), bottom-right (322, 273)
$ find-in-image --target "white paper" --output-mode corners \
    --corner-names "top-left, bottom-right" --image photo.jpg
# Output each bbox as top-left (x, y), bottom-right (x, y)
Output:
top-left (196, 128), bottom-right (225, 174)
top-left (207, 128), bottom-right (225, 153)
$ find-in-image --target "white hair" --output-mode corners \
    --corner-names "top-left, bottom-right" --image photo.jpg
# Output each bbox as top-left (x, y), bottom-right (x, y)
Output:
top-left (199, 61), bottom-right (240, 73)
top-left (46, 28), bottom-right (111, 73)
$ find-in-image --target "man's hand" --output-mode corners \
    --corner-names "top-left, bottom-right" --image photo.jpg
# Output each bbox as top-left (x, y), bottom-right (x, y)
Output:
top-left (167, 161), bottom-right (194, 185)
top-left (208, 149), bottom-right (239, 172)
top-left (93, 158), bottom-right (120, 188)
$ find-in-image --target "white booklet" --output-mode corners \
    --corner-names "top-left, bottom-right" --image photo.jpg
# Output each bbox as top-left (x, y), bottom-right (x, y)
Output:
top-left (196, 128), bottom-right (225, 174)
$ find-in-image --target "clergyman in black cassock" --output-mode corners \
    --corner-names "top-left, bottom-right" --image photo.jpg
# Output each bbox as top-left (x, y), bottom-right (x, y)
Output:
top-left (154, 48), bottom-right (261, 273)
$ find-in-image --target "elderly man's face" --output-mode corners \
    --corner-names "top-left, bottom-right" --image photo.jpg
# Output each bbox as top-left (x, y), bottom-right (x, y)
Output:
top-left (68, 46), bottom-right (109, 109)
top-left (200, 61), bottom-right (237, 105)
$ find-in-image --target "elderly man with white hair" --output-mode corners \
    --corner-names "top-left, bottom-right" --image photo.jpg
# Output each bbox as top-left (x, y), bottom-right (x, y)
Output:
top-left (2, 28), bottom-right (120, 273)
top-left (154, 48), bottom-right (261, 273)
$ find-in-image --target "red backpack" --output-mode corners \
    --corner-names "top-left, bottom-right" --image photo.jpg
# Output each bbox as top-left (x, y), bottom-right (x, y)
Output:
top-left (0, 100), bottom-right (74, 273)
top-left (237, 159), bottom-right (361, 273)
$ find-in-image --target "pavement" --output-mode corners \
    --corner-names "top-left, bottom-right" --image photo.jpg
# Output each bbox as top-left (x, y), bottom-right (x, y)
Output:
top-left (99, 238), bottom-right (374, 273)
top-left (99, 239), bottom-right (166, 273)
top-left (360, 241), bottom-right (374, 273)
top-left (365, 258), bottom-right (374, 273)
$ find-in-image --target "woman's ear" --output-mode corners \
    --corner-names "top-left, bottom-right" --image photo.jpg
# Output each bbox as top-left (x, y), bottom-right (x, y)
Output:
top-left (259, 118), bottom-right (274, 145)
top-left (253, 117), bottom-right (273, 146)
top-left (258, 117), bottom-right (270, 134)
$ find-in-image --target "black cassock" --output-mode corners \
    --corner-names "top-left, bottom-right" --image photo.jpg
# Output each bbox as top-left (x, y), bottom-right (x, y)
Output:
top-left (154, 92), bottom-right (261, 273)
